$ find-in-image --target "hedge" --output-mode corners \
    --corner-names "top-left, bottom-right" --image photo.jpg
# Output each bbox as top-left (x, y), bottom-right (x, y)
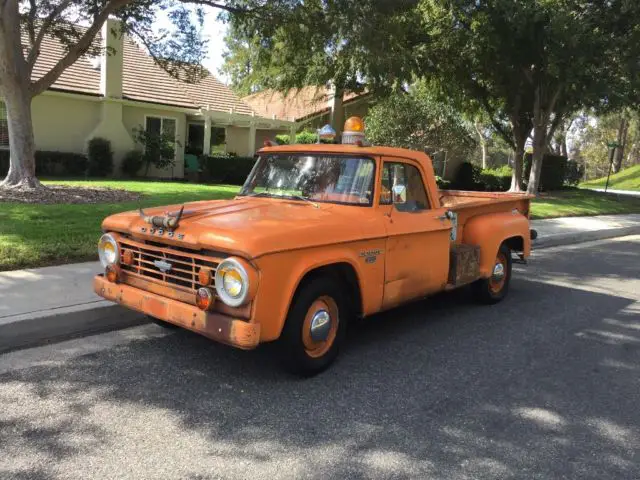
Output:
top-left (452, 162), bottom-right (512, 191)
top-left (0, 150), bottom-right (88, 177)
top-left (200, 155), bottom-right (256, 185)
top-left (523, 153), bottom-right (568, 191)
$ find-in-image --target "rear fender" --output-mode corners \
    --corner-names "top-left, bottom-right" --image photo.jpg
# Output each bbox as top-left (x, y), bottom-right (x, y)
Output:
top-left (462, 212), bottom-right (531, 277)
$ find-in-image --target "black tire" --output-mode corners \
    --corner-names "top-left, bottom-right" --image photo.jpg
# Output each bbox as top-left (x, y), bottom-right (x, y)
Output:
top-left (148, 316), bottom-right (179, 329)
top-left (277, 276), bottom-right (349, 376)
top-left (473, 243), bottom-right (512, 304)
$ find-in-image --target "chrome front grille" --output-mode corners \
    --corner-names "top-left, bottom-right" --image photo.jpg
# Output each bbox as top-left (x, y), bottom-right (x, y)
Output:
top-left (119, 237), bottom-right (220, 293)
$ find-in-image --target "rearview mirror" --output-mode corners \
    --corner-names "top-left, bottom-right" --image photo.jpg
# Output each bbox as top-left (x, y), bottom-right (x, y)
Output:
top-left (392, 185), bottom-right (407, 203)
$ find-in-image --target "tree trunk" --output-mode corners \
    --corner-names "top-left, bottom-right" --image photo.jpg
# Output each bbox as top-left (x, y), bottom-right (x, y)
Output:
top-left (527, 122), bottom-right (546, 194)
top-left (473, 121), bottom-right (488, 169)
top-left (0, 85), bottom-right (40, 189)
top-left (612, 116), bottom-right (628, 173)
top-left (509, 122), bottom-right (529, 192)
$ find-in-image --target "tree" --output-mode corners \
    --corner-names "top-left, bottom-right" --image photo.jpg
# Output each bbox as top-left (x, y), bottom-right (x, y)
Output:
top-left (222, 0), bottom-right (420, 133)
top-left (0, 0), bottom-right (287, 190)
top-left (365, 83), bottom-right (476, 163)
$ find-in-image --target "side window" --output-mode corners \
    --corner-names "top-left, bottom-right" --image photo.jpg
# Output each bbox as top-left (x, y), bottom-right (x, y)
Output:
top-left (380, 162), bottom-right (430, 211)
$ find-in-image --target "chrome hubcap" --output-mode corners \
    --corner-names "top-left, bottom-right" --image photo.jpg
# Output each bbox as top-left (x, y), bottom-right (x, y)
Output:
top-left (310, 310), bottom-right (332, 342)
top-left (492, 262), bottom-right (505, 281)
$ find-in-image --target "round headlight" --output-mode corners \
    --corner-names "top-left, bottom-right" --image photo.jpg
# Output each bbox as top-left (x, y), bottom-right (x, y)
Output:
top-left (215, 258), bottom-right (249, 307)
top-left (98, 234), bottom-right (120, 267)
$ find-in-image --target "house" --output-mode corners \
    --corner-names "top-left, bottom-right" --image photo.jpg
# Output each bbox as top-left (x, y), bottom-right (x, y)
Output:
top-left (243, 86), bottom-right (371, 134)
top-left (0, 19), bottom-right (296, 178)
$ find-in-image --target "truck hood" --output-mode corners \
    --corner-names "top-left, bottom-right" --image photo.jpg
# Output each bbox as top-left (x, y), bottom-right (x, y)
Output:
top-left (102, 197), bottom-right (384, 259)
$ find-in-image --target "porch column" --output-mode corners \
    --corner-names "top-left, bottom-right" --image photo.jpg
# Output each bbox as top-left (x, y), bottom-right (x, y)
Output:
top-left (289, 124), bottom-right (297, 144)
top-left (248, 123), bottom-right (256, 155)
top-left (203, 116), bottom-right (212, 155)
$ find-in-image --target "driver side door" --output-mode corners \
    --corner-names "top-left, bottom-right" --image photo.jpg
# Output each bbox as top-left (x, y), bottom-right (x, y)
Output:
top-left (381, 159), bottom-right (452, 309)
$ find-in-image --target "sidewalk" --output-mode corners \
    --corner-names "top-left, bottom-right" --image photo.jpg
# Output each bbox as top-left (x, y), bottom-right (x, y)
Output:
top-left (1, 213), bottom-right (639, 353)
top-left (586, 188), bottom-right (640, 198)
top-left (0, 262), bottom-right (144, 352)
top-left (531, 213), bottom-right (640, 248)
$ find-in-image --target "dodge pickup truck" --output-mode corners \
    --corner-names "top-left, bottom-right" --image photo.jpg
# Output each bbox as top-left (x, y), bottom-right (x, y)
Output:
top-left (94, 117), bottom-right (534, 375)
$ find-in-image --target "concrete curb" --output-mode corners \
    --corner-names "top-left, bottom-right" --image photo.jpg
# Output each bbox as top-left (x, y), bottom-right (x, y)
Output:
top-left (533, 225), bottom-right (640, 249)
top-left (0, 301), bottom-right (147, 354)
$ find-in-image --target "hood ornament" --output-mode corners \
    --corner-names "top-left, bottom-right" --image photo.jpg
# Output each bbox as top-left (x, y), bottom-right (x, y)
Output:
top-left (139, 205), bottom-right (185, 231)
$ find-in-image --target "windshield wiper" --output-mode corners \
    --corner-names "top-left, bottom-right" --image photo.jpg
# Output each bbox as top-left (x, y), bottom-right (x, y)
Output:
top-left (288, 194), bottom-right (319, 208)
top-left (241, 191), bottom-right (273, 198)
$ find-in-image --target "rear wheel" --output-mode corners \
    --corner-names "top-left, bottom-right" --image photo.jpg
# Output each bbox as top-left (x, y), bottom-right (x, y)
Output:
top-left (277, 276), bottom-right (349, 376)
top-left (473, 244), bottom-right (512, 304)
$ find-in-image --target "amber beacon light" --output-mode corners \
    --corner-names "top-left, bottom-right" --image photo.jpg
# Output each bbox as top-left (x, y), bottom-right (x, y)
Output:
top-left (342, 116), bottom-right (366, 145)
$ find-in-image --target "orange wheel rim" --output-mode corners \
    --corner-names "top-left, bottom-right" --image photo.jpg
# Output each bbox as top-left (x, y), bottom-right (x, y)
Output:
top-left (489, 251), bottom-right (508, 294)
top-left (302, 296), bottom-right (339, 358)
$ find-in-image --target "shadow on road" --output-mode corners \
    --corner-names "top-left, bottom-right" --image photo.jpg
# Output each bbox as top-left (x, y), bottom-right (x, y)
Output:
top-left (1, 272), bottom-right (639, 478)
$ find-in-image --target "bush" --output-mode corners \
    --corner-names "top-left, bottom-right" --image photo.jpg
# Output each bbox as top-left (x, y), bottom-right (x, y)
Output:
top-left (121, 150), bottom-right (144, 177)
top-left (35, 151), bottom-right (88, 176)
top-left (453, 162), bottom-right (512, 191)
top-left (0, 150), bottom-right (9, 176)
top-left (564, 159), bottom-right (584, 186)
top-left (87, 137), bottom-right (113, 177)
top-left (523, 153), bottom-right (568, 191)
top-left (453, 162), bottom-right (482, 190)
top-left (200, 155), bottom-right (257, 185)
top-left (275, 130), bottom-right (333, 145)
top-left (0, 150), bottom-right (89, 177)
top-left (477, 165), bottom-right (512, 191)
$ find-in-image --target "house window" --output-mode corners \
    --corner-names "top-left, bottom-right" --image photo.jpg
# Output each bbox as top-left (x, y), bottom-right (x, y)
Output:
top-left (0, 102), bottom-right (8, 149)
top-left (210, 127), bottom-right (226, 154)
top-left (145, 116), bottom-right (177, 157)
top-left (186, 123), bottom-right (226, 155)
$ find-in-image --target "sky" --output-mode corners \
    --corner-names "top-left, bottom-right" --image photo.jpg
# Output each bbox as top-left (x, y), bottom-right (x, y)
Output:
top-left (200, 12), bottom-right (229, 81)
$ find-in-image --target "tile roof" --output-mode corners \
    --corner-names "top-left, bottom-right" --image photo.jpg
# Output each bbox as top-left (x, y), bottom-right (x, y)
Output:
top-left (242, 86), bottom-right (364, 122)
top-left (29, 30), bottom-right (254, 114)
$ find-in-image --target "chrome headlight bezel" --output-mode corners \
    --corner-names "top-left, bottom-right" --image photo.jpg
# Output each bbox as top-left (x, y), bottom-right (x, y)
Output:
top-left (215, 258), bottom-right (250, 307)
top-left (98, 233), bottom-right (120, 268)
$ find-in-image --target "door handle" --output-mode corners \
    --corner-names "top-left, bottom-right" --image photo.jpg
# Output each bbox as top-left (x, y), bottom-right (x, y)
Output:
top-left (436, 214), bottom-right (449, 221)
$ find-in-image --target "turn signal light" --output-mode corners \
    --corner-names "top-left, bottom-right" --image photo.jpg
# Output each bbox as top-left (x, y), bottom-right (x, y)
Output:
top-left (195, 287), bottom-right (215, 311)
top-left (105, 264), bottom-right (120, 283)
top-left (122, 249), bottom-right (134, 266)
top-left (198, 267), bottom-right (213, 286)
top-left (344, 116), bottom-right (364, 132)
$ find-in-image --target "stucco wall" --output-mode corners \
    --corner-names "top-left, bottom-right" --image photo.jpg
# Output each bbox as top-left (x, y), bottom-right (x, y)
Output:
top-left (122, 105), bottom-right (187, 178)
top-left (32, 94), bottom-right (101, 153)
top-left (225, 126), bottom-right (250, 157)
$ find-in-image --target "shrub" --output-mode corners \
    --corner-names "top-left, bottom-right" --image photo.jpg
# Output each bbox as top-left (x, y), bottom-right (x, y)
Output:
top-left (523, 153), bottom-right (568, 191)
top-left (477, 165), bottom-right (512, 191)
top-left (564, 159), bottom-right (585, 186)
top-left (133, 126), bottom-right (178, 175)
top-left (87, 137), bottom-right (113, 177)
top-left (0, 150), bottom-right (9, 176)
top-left (275, 130), bottom-right (334, 145)
top-left (453, 162), bottom-right (482, 190)
top-left (35, 151), bottom-right (88, 176)
top-left (121, 150), bottom-right (144, 177)
top-left (0, 150), bottom-right (88, 177)
top-left (200, 155), bottom-right (257, 185)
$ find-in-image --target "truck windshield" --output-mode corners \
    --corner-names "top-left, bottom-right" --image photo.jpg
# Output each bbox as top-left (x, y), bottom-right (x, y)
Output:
top-left (239, 154), bottom-right (376, 206)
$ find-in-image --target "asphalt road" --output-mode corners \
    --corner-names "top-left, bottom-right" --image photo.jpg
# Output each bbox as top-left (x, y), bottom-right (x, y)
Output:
top-left (1, 236), bottom-right (639, 480)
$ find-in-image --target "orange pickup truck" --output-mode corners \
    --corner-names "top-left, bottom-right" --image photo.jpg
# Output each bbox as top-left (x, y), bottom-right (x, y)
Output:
top-left (94, 118), bottom-right (535, 375)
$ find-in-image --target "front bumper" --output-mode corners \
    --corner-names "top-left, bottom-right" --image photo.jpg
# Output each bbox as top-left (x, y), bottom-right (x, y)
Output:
top-left (94, 275), bottom-right (260, 350)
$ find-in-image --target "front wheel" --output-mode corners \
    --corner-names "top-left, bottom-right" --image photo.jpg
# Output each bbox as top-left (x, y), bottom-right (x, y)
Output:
top-left (277, 276), bottom-right (348, 376)
top-left (473, 244), bottom-right (512, 304)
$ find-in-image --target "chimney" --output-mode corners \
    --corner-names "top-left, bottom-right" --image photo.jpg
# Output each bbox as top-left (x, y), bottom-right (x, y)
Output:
top-left (100, 18), bottom-right (123, 99)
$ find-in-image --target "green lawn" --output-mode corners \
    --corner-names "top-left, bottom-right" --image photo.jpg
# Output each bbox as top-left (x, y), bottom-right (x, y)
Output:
top-left (1, 181), bottom-right (639, 271)
top-left (580, 164), bottom-right (640, 191)
top-left (530, 188), bottom-right (640, 219)
top-left (0, 180), bottom-right (239, 271)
